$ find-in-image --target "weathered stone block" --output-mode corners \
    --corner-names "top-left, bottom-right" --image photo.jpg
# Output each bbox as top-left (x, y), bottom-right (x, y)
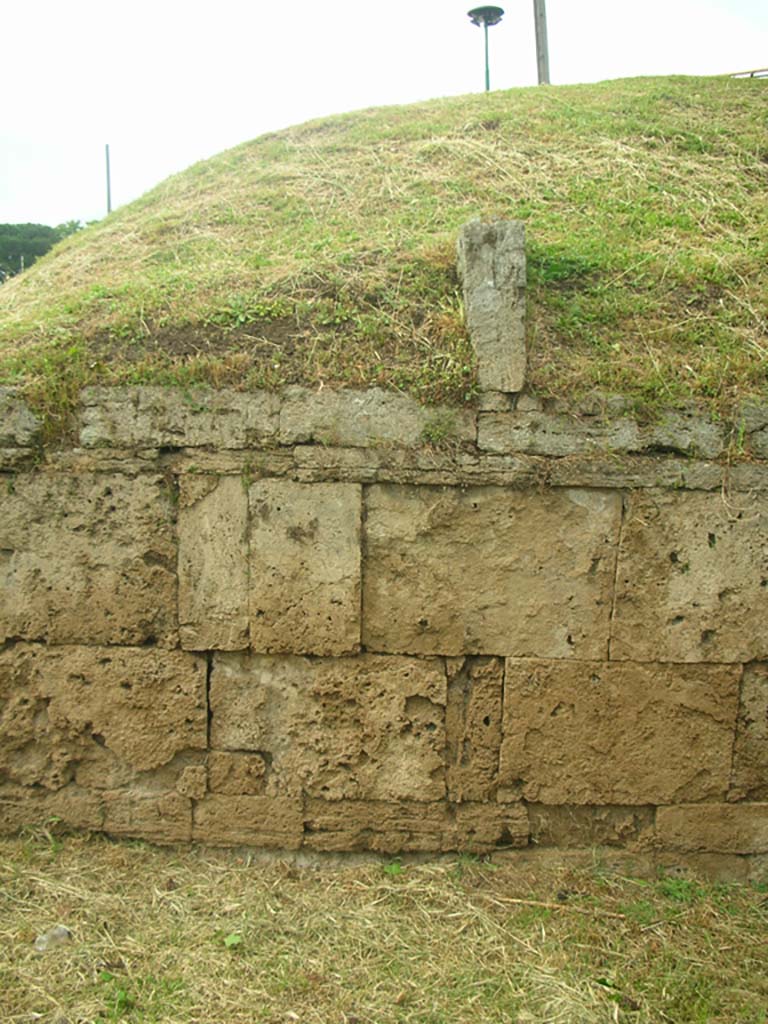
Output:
top-left (731, 663), bottom-right (768, 801)
top-left (457, 220), bottom-right (526, 393)
top-left (103, 791), bottom-right (192, 843)
top-left (611, 490), bottom-right (768, 662)
top-left (210, 653), bottom-right (446, 801)
top-left (446, 657), bottom-right (503, 802)
top-left (79, 386), bottom-right (279, 448)
top-left (193, 795), bottom-right (303, 848)
top-left (478, 411), bottom-right (640, 456)
top-left (0, 472), bottom-right (177, 646)
top-left (0, 783), bottom-right (103, 834)
top-left (527, 805), bottom-right (655, 848)
top-left (208, 751), bottom-right (269, 795)
top-left (178, 475), bottom-right (249, 650)
top-left (0, 644), bottom-right (207, 790)
top-left (455, 803), bottom-right (529, 852)
top-left (0, 388), bottom-right (41, 446)
top-left (249, 480), bottom-right (361, 654)
top-left (279, 386), bottom-right (475, 448)
top-left (363, 485), bottom-right (620, 657)
top-left (656, 803), bottom-right (768, 854)
top-left (498, 660), bottom-right (740, 805)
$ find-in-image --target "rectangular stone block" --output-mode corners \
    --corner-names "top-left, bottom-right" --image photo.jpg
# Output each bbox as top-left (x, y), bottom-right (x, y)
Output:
top-left (498, 660), bottom-right (740, 805)
top-left (208, 751), bottom-right (269, 795)
top-left (0, 472), bottom-right (177, 646)
top-left (210, 653), bottom-right (446, 802)
top-left (0, 644), bottom-right (208, 791)
top-left (527, 805), bottom-right (655, 848)
top-left (731, 663), bottom-right (768, 801)
top-left (178, 475), bottom-right (249, 650)
top-left (79, 386), bottom-right (279, 448)
top-left (0, 783), bottom-right (103, 835)
top-left (103, 791), bottom-right (192, 843)
top-left (0, 387), bottom-right (41, 446)
top-left (478, 411), bottom-right (640, 456)
top-left (249, 480), bottom-right (361, 655)
top-left (279, 386), bottom-right (476, 448)
top-left (193, 795), bottom-right (303, 848)
top-left (363, 485), bottom-right (620, 657)
top-left (656, 803), bottom-right (768, 854)
top-left (446, 657), bottom-right (503, 802)
top-left (611, 490), bottom-right (768, 662)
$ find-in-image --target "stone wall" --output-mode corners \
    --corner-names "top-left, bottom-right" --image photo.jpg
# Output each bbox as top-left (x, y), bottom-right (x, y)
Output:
top-left (1, 382), bottom-right (767, 879)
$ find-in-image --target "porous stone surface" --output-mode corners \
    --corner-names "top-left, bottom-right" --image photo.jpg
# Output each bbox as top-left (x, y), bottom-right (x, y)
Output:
top-left (207, 752), bottom-right (269, 795)
top-left (178, 475), bottom-right (249, 650)
top-left (0, 783), bottom-right (103, 834)
top-left (731, 663), bottom-right (768, 801)
top-left (0, 388), bottom-right (41, 446)
top-left (363, 485), bottom-right (620, 657)
top-left (527, 805), bottom-right (655, 848)
top-left (303, 799), bottom-right (529, 854)
top-left (249, 480), bottom-right (361, 654)
top-left (611, 490), bottom-right (768, 662)
top-left (457, 220), bottom-right (526, 393)
top-left (498, 660), bottom-right (740, 805)
top-left (0, 472), bottom-right (177, 646)
top-left (656, 803), bottom-right (768, 854)
top-left (102, 791), bottom-right (192, 843)
top-left (446, 657), bottom-right (503, 802)
top-left (209, 653), bottom-right (447, 802)
top-left (280, 386), bottom-right (476, 447)
top-left (79, 386), bottom-right (279, 448)
top-left (478, 410), bottom-right (641, 457)
top-left (0, 645), bottom-right (208, 790)
top-left (193, 795), bottom-right (303, 848)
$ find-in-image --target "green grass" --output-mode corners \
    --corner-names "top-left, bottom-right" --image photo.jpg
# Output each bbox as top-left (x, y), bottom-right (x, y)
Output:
top-left (1, 833), bottom-right (767, 1023)
top-left (1, 75), bottom-right (766, 434)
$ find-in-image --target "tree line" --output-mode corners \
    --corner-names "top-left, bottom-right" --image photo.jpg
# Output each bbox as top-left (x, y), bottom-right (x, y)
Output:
top-left (0, 221), bottom-right (83, 281)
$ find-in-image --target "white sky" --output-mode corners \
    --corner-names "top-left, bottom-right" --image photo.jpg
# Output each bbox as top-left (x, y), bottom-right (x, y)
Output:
top-left (1, 0), bottom-right (766, 226)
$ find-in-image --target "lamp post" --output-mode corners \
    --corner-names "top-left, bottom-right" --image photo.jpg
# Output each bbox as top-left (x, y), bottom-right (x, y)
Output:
top-left (533, 0), bottom-right (550, 84)
top-left (467, 6), bottom-right (504, 92)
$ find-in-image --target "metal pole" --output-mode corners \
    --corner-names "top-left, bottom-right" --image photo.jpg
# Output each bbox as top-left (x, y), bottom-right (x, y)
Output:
top-left (484, 20), bottom-right (490, 91)
top-left (105, 144), bottom-right (112, 214)
top-left (533, 0), bottom-right (550, 84)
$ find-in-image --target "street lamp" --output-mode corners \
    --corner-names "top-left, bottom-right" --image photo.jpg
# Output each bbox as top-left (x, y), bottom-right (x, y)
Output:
top-left (467, 6), bottom-right (504, 93)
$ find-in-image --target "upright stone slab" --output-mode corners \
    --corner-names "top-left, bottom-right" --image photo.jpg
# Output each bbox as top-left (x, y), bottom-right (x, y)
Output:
top-left (249, 480), bottom-right (361, 655)
top-left (611, 490), bottom-right (768, 662)
top-left (209, 653), bottom-right (447, 802)
top-left (731, 663), bottom-right (768, 801)
top-left (457, 220), bottom-right (526, 393)
top-left (498, 659), bottom-right (740, 805)
top-left (0, 473), bottom-right (177, 646)
top-left (178, 475), bottom-right (249, 650)
top-left (363, 485), bottom-right (620, 658)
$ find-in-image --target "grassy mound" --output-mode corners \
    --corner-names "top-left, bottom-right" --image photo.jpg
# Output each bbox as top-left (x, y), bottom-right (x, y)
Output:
top-left (1, 75), bottom-right (766, 430)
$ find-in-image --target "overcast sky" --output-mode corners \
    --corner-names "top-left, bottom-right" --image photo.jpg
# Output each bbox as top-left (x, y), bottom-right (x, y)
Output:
top-left (2, 0), bottom-right (766, 227)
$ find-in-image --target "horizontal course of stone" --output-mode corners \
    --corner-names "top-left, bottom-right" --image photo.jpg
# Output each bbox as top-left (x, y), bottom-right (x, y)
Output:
top-left (1, 384), bottom-right (767, 875)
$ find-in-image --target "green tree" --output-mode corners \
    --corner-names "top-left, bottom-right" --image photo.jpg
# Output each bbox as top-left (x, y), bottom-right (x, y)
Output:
top-left (0, 221), bottom-right (83, 280)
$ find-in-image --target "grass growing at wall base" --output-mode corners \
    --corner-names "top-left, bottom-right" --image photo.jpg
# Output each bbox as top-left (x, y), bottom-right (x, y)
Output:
top-left (1, 833), bottom-right (767, 1024)
top-left (1, 75), bottom-right (766, 438)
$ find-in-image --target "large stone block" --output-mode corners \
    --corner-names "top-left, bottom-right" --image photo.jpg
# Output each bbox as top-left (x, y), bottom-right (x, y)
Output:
top-left (731, 663), bottom-right (768, 801)
top-left (279, 386), bottom-right (476, 448)
top-left (249, 480), bottom-right (361, 654)
top-left (611, 490), bottom-right (768, 662)
top-left (0, 644), bottom-right (207, 791)
top-left (446, 657), bottom-right (503, 802)
top-left (527, 805), bottom-right (655, 848)
top-left (210, 653), bottom-right (446, 801)
top-left (656, 803), bottom-right (768, 854)
top-left (363, 485), bottom-right (620, 657)
top-left (178, 475), bottom-right (249, 650)
top-left (0, 472), bottom-right (177, 646)
top-left (457, 220), bottom-right (526, 393)
top-left (498, 660), bottom-right (740, 805)
top-left (79, 386), bottom-right (279, 448)
top-left (0, 782), bottom-right (103, 835)
top-left (102, 791), bottom-right (192, 843)
top-left (192, 795), bottom-right (303, 848)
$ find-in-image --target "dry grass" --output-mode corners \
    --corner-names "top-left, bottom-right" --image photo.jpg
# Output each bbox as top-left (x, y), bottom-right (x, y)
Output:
top-left (0, 75), bottom-right (766, 437)
top-left (1, 832), bottom-right (767, 1023)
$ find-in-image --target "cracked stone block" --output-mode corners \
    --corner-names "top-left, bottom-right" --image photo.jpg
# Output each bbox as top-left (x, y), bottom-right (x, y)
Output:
top-left (210, 653), bottom-right (446, 802)
top-left (731, 663), bottom-right (768, 801)
top-left (0, 388), bottom-right (41, 446)
top-left (478, 411), bottom-right (641, 456)
top-left (446, 657), bottom-right (503, 802)
top-left (457, 220), bottom-right (526, 393)
top-left (79, 386), bottom-right (279, 448)
top-left (280, 386), bottom-right (476, 447)
top-left (0, 472), bottom-right (177, 646)
top-left (0, 644), bottom-right (207, 791)
top-left (527, 805), bottom-right (655, 848)
top-left (612, 490), bottom-right (768, 662)
top-left (363, 485), bottom-right (620, 657)
top-left (657, 803), bottom-right (768, 855)
top-left (498, 659), bottom-right (740, 805)
top-left (193, 795), bottom-right (303, 848)
top-left (178, 475), bottom-right (249, 650)
top-left (249, 480), bottom-right (361, 655)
